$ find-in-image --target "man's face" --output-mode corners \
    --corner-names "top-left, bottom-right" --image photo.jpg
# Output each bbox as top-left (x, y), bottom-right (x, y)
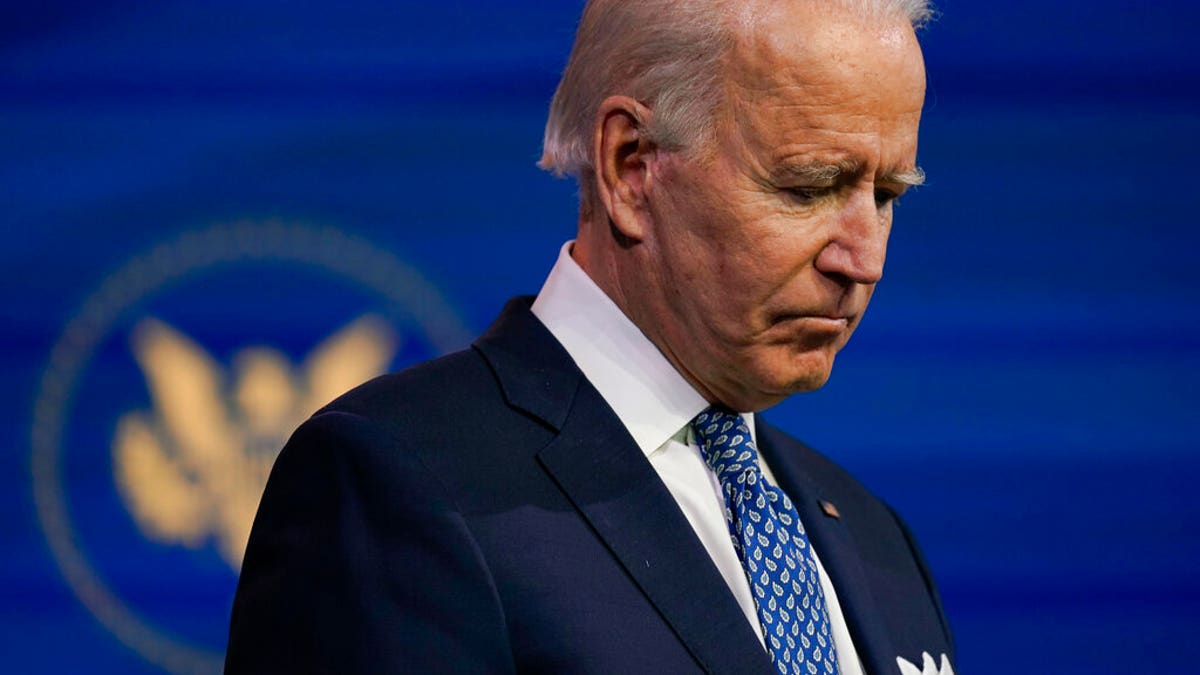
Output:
top-left (632, 5), bottom-right (927, 411)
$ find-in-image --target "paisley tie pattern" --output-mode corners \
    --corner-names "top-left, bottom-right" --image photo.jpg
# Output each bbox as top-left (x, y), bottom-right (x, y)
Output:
top-left (692, 408), bottom-right (839, 675)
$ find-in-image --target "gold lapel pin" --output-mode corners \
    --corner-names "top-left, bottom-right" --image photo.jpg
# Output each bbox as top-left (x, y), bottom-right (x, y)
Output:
top-left (819, 500), bottom-right (841, 520)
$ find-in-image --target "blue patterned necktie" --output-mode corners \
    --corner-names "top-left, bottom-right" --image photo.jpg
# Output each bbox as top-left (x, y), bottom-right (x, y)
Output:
top-left (692, 408), bottom-right (840, 675)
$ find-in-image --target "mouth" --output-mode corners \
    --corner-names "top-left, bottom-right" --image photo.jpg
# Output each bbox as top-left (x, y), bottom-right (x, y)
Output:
top-left (799, 315), bottom-right (849, 330)
top-left (765, 313), bottom-right (854, 344)
top-left (773, 313), bottom-right (851, 330)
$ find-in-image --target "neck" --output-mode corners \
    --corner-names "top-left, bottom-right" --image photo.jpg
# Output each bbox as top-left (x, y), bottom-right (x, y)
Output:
top-left (572, 217), bottom-right (632, 320)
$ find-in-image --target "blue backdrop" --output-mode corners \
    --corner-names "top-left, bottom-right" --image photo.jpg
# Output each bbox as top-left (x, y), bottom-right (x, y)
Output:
top-left (3, 2), bottom-right (1198, 673)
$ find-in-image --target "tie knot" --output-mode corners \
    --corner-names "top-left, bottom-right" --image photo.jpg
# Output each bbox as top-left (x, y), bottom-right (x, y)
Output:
top-left (691, 408), bottom-right (759, 481)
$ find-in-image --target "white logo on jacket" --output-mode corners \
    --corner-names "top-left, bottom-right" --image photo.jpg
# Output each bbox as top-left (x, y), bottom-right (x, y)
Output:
top-left (897, 652), bottom-right (954, 675)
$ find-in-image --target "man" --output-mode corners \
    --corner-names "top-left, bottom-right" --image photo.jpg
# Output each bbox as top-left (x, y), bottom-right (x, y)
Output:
top-left (226, 1), bottom-right (954, 673)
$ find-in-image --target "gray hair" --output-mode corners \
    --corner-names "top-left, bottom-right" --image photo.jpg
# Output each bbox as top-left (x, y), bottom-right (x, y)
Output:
top-left (539, 0), bottom-right (934, 197)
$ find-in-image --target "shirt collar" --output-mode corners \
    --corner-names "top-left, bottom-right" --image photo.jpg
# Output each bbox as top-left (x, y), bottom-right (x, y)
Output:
top-left (531, 241), bottom-right (754, 456)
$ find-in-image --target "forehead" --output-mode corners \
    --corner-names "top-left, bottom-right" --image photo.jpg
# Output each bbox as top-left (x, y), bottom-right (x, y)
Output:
top-left (719, 2), bottom-right (927, 165)
top-left (728, 1), bottom-right (925, 84)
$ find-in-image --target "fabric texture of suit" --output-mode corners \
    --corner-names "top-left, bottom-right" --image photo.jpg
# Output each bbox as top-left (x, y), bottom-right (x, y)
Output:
top-left (226, 297), bottom-right (954, 674)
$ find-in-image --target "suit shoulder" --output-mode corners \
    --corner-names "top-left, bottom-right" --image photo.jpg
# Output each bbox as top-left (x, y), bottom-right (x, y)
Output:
top-left (293, 345), bottom-right (554, 498)
top-left (285, 347), bottom-right (509, 474)
top-left (316, 347), bottom-right (496, 423)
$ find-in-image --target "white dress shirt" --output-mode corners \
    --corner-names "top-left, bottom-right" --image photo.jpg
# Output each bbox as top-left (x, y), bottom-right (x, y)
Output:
top-left (531, 241), bottom-right (864, 674)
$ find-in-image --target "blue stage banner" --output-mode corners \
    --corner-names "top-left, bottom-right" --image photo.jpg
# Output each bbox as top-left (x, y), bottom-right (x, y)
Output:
top-left (2, 2), bottom-right (1198, 673)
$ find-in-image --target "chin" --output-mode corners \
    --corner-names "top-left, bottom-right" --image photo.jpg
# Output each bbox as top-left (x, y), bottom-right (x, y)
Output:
top-left (789, 371), bottom-right (833, 393)
top-left (728, 357), bottom-right (834, 411)
top-left (771, 351), bottom-right (838, 395)
top-left (711, 343), bottom-right (842, 410)
top-left (772, 367), bottom-right (833, 397)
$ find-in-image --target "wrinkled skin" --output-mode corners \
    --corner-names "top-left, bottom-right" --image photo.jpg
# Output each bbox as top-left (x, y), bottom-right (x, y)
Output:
top-left (579, 2), bottom-right (927, 411)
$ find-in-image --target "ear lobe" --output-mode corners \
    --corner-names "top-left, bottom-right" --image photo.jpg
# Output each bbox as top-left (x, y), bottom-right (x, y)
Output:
top-left (592, 96), bottom-right (656, 242)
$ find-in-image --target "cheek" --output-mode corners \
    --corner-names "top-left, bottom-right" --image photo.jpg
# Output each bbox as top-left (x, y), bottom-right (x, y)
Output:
top-left (736, 217), bottom-right (824, 287)
top-left (649, 164), bottom-right (811, 320)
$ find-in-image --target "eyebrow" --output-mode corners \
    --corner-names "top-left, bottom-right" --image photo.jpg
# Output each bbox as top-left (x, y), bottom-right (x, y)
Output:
top-left (883, 166), bottom-right (927, 187)
top-left (777, 161), bottom-right (927, 188)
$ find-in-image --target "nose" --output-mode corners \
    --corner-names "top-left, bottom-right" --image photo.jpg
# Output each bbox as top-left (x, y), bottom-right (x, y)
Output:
top-left (813, 188), bottom-right (889, 285)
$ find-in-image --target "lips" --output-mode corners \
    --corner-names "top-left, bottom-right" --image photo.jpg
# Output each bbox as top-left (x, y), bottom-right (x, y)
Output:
top-left (803, 315), bottom-right (849, 328)
top-left (772, 310), bottom-right (852, 326)
top-left (765, 312), bottom-right (854, 344)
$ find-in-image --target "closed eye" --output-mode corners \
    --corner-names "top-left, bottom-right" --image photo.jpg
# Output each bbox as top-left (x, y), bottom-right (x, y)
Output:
top-left (786, 186), bottom-right (835, 204)
top-left (874, 188), bottom-right (902, 209)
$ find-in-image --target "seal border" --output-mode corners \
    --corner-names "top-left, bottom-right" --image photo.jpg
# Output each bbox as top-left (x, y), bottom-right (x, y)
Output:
top-left (30, 220), bottom-right (471, 673)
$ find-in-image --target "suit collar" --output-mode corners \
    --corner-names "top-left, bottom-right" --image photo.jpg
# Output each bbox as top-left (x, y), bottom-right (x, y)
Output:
top-left (473, 296), bottom-right (580, 430)
top-left (529, 241), bottom-right (711, 456)
top-left (474, 298), bottom-right (773, 674)
top-left (756, 421), bottom-right (897, 675)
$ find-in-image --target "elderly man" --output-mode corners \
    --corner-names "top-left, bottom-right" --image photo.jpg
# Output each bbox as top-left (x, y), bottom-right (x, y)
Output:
top-left (226, 1), bottom-right (953, 674)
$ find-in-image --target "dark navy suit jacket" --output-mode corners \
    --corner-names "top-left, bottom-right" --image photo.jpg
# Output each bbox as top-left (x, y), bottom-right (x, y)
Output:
top-left (226, 298), bottom-right (953, 674)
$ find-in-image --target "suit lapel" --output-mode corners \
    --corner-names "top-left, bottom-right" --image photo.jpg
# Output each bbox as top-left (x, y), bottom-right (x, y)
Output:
top-left (538, 383), bottom-right (772, 675)
top-left (756, 422), bottom-right (897, 675)
top-left (475, 299), bottom-right (772, 675)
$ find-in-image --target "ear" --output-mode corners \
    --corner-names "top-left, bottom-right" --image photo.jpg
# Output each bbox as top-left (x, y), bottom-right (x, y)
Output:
top-left (591, 95), bottom-right (657, 242)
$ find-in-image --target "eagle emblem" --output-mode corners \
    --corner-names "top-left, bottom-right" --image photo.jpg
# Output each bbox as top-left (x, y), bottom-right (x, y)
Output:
top-left (112, 315), bottom-right (398, 570)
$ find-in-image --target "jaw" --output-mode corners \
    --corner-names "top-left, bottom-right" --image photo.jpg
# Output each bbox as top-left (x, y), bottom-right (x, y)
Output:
top-left (657, 318), bottom-right (848, 412)
top-left (717, 345), bottom-right (841, 411)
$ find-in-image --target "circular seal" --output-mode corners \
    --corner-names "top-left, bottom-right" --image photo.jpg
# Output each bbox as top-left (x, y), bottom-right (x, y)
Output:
top-left (30, 221), bottom-right (471, 673)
